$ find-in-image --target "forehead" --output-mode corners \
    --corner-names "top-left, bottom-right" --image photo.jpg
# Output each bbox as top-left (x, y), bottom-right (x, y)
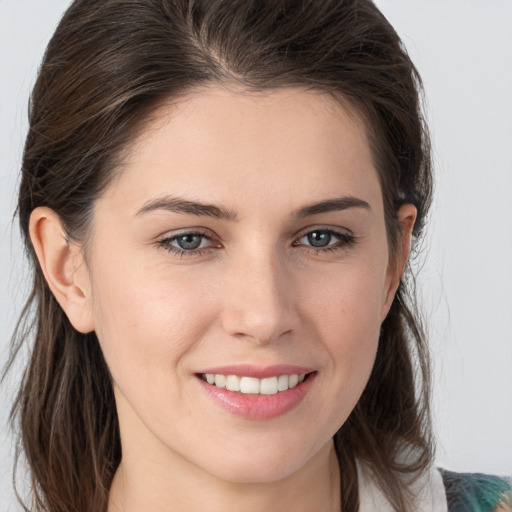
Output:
top-left (134, 85), bottom-right (370, 160)
top-left (104, 85), bottom-right (381, 215)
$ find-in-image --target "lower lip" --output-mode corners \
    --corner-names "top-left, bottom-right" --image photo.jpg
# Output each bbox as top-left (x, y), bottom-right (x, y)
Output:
top-left (196, 373), bottom-right (317, 420)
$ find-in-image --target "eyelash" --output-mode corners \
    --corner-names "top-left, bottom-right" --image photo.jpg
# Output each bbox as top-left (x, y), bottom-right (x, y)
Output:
top-left (157, 228), bottom-right (357, 258)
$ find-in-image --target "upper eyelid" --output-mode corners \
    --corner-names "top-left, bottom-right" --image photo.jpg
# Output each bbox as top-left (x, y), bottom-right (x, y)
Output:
top-left (158, 227), bottom-right (218, 241)
top-left (295, 225), bottom-right (354, 238)
top-left (158, 225), bottom-right (353, 238)
top-left (159, 225), bottom-right (351, 237)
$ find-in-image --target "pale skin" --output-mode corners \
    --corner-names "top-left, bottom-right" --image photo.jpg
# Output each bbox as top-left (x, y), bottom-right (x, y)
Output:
top-left (29, 85), bottom-right (416, 512)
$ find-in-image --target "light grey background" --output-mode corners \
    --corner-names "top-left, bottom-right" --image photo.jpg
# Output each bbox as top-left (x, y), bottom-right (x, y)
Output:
top-left (1, 0), bottom-right (511, 509)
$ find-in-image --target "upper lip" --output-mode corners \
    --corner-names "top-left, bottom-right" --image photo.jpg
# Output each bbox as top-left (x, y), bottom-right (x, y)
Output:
top-left (196, 364), bottom-right (316, 379)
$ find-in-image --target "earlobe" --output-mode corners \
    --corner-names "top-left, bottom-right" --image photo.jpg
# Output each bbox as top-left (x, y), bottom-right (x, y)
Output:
top-left (29, 207), bottom-right (95, 333)
top-left (380, 203), bottom-right (418, 319)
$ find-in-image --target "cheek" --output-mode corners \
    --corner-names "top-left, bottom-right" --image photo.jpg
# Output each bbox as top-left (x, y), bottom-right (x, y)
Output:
top-left (301, 255), bottom-right (387, 340)
top-left (89, 256), bottom-right (218, 387)
top-left (298, 259), bottom-right (385, 411)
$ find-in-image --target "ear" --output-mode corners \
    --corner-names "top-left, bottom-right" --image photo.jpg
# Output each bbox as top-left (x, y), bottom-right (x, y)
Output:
top-left (380, 203), bottom-right (417, 319)
top-left (29, 207), bottom-right (95, 333)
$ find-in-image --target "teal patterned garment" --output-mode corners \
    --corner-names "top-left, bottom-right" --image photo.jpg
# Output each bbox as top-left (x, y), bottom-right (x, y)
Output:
top-left (440, 470), bottom-right (512, 512)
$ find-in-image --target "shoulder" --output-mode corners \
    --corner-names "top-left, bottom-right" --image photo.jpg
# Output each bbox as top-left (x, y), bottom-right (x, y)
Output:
top-left (439, 469), bottom-right (512, 512)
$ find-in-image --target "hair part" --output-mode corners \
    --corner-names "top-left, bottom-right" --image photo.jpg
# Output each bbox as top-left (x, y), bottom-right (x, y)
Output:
top-left (6, 1), bottom-right (434, 511)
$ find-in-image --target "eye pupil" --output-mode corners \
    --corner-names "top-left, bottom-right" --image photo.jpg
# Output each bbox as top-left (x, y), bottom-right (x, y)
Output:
top-left (307, 231), bottom-right (331, 247)
top-left (177, 234), bottom-right (202, 250)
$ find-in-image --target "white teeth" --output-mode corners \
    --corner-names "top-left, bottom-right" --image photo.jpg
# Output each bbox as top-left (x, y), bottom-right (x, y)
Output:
top-left (277, 375), bottom-right (289, 391)
top-left (260, 377), bottom-right (278, 395)
top-left (240, 377), bottom-right (260, 394)
top-left (214, 374), bottom-right (226, 388)
top-left (225, 375), bottom-right (241, 392)
top-left (203, 373), bottom-right (308, 394)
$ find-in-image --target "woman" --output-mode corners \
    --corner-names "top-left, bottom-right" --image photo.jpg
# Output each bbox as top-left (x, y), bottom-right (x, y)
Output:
top-left (4, 0), bottom-right (511, 511)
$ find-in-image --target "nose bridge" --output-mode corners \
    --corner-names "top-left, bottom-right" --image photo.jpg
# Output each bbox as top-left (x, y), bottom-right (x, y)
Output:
top-left (220, 245), bottom-right (296, 344)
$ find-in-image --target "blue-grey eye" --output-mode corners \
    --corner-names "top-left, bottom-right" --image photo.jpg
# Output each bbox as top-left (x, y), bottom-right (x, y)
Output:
top-left (175, 234), bottom-right (203, 250)
top-left (306, 230), bottom-right (333, 247)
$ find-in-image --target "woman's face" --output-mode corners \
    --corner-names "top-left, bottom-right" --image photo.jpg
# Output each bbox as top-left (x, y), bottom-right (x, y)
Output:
top-left (82, 86), bottom-right (410, 483)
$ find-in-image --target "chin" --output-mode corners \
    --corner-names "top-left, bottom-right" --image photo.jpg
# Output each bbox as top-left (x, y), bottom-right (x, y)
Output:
top-left (192, 435), bottom-right (328, 485)
top-left (206, 458), bottom-right (306, 485)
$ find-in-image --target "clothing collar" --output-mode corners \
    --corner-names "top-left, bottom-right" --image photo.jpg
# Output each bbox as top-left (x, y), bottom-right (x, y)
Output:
top-left (356, 461), bottom-right (448, 512)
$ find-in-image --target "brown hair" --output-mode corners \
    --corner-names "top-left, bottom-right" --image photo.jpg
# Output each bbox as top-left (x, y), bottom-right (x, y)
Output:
top-left (5, 1), bottom-right (434, 510)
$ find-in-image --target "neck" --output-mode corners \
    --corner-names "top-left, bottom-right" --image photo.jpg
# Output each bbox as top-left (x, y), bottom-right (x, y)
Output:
top-left (108, 439), bottom-right (341, 512)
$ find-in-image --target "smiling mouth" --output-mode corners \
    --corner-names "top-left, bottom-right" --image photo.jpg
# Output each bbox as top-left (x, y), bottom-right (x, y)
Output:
top-left (197, 372), bottom-right (315, 395)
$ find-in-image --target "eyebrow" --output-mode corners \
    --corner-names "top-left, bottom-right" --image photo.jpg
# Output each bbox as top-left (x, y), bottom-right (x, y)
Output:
top-left (135, 195), bottom-right (370, 220)
top-left (136, 196), bottom-right (239, 221)
top-left (294, 196), bottom-right (371, 218)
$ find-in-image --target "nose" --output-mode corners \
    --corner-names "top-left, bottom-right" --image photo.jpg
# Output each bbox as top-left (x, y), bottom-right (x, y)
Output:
top-left (220, 249), bottom-right (299, 345)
